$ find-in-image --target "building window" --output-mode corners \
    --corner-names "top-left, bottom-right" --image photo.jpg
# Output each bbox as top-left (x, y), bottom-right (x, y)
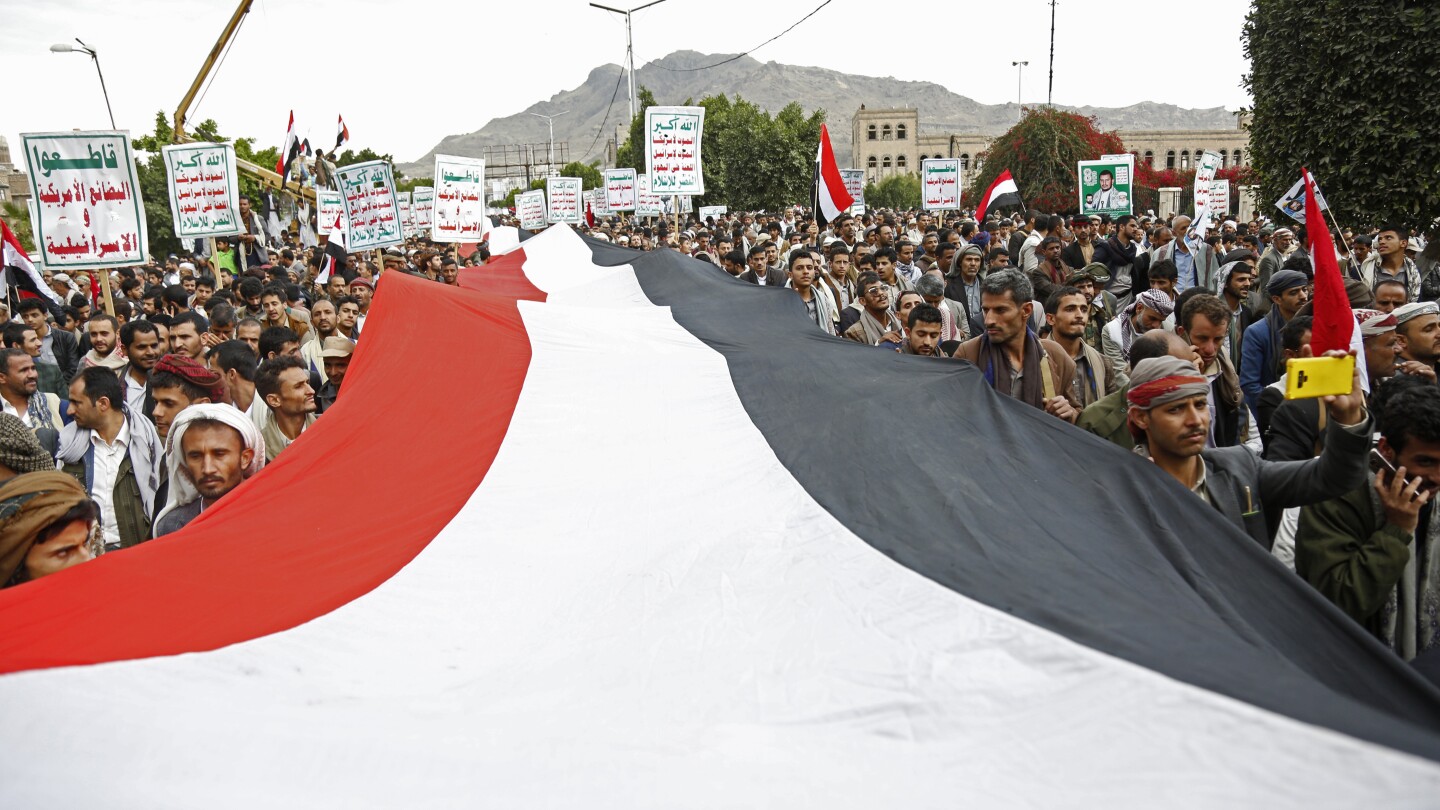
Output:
top-left (1233, 149), bottom-right (1243, 166)
top-left (934, 153), bottom-right (943, 160)
top-left (1166, 150), bottom-right (1176, 169)
top-left (867, 124), bottom-right (877, 141)
top-left (897, 124), bottom-right (907, 140)
top-left (1218, 149), bottom-right (1228, 168)
top-left (1143, 150), bottom-right (1154, 168)
top-left (882, 124), bottom-right (893, 140)
top-left (1181, 150), bottom-right (1190, 170)
top-left (960, 153), bottom-right (970, 171)
top-left (867, 156), bottom-right (877, 169)
top-left (882, 155), bottom-right (892, 168)
top-left (897, 154), bottom-right (907, 169)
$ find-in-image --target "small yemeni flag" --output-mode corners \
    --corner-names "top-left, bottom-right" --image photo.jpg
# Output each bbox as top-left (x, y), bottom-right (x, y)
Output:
top-left (976, 170), bottom-right (1022, 223)
top-left (812, 124), bottom-right (854, 227)
top-left (316, 212), bottom-right (348, 285)
top-left (335, 115), bottom-right (350, 151)
top-left (1, 220), bottom-right (64, 306)
top-left (584, 198), bottom-right (596, 229)
top-left (1303, 168), bottom-right (1366, 387)
top-left (276, 111), bottom-right (299, 185)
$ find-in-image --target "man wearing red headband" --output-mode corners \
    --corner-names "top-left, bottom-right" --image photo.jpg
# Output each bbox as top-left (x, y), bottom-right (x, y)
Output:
top-left (1127, 350), bottom-right (1371, 550)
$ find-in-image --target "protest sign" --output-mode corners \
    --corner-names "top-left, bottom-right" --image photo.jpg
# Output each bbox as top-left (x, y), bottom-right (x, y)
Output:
top-left (1192, 150), bottom-right (1222, 220)
top-left (645, 106), bottom-right (705, 196)
top-left (546, 177), bottom-right (583, 225)
top-left (397, 192), bottom-right (413, 237)
top-left (921, 159), bottom-right (962, 210)
top-left (1078, 155), bottom-right (1134, 217)
top-left (516, 189), bottom-right (547, 230)
top-left (335, 159), bottom-right (403, 251)
top-left (433, 155), bottom-right (486, 242)
top-left (316, 190), bottom-right (347, 236)
top-left (698, 205), bottom-right (727, 222)
top-left (679, 195), bottom-right (693, 215)
top-left (604, 168), bottom-right (637, 212)
top-left (840, 169), bottom-right (865, 211)
top-left (23, 130), bottom-right (148, 270)
top-left (1209, 180), bottom-right (1231, 217)
top-left (635, 174), bottom-right (663, 217)
top-left (161, 142), bottom-right (241, 239)
top-left (412, 186), bottom-right (435, 233)
top-left (1275, 175), bottom-right (1329, 224)
top-left (591, 186), bottom-right (611, 216)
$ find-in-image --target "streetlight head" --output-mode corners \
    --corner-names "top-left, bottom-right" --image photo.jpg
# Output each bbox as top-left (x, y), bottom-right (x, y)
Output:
top-left (50, 44), bottom-right (75, 53)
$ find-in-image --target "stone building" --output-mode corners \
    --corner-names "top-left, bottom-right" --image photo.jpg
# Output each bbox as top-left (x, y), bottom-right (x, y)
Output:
top-left (0, 136), bottom-right (32, 208)
top-left (852, 106), bottom-right (1251, 185)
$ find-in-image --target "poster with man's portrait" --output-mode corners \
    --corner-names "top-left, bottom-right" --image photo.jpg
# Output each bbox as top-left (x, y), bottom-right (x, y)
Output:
top-left (1078, 156), bottom-right (1134, 216)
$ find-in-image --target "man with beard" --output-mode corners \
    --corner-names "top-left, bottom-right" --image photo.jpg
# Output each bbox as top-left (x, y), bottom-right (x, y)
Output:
top-left (1126, 350), bottom-right (1369, 551)
top-left (1101, 288), bottom-right (1175, 387)
top-left (945, 244), bottom-right (986, 338)
top-left (1028, 235), bottom-right (1070, 304)
top-left (315, 337), bottom-right (355, 415)
top-left (1092, 214), bottom-right (1148, 308)
top-left (1176, 294), bottom-right (1255, 450)
top-left (58, 367), bottom-right (162, 550)
top-left (348, 277), bottom-right (374, 335)
top-left (842, 272), bottom-right (905, 346)
top-left (2, 323), bottom-right (63, 396)
top-left (952, 269), bottom-right (1080, 422)
top-left (1240, 269), bottom-right (1310, 414)
top-left (1395, 302), bottom-right (1440, 378)
top-left (1061, 214), bottom-right (1097, 270)
top-left (299, 299), bottom-right (344, 383)
top-left (1375, 278), bottom-right (1409, 314)
top-left (1216, 261), bottom-right (1257, 371)
top-left (153, 405), bottom-right (266, 537)
top-left (900, 305), bottom-right (944, 357)
top-left (255, 354), bottom-right (317, 462)
top-left (1067, 266), bottom-right (1117, 354)
top-left (0, 348), bottom-right (63, 433)
top-left (740, 245), bottom-right (785, 287)
top-left (1078, 330), bottom-right (1198, 450)
top-left (1045, 286), bottom-right (1115, 408)
top-left (118, 321), bottom-right (163, 414)
top-left (80, 314), bottom-right (125, 371)
top-left (1256, 227), bottom-right (1297, 310)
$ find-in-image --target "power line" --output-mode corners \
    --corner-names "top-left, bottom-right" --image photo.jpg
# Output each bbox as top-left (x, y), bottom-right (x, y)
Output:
top-left (650, 0), bottom-right (834, 72)
top-left (581, 57), bottom-right (630, 163)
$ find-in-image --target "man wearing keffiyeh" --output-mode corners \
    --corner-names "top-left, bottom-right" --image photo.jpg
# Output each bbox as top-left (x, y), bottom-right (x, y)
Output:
top-left (1100, 288), bottom-right (1174, 388)
top-left (1127, 348), bottom-right (1373, 551)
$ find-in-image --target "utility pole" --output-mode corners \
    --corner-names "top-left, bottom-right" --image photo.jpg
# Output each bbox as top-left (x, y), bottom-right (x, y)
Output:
top-left (589, 0), bottom-right (668, 124)
top-left (1011, 61), bottom-right (1028, 120)
top-left (529, 111), bottom-right (569, 175)
top-left (1048, 0), bottom-right (1057, 106)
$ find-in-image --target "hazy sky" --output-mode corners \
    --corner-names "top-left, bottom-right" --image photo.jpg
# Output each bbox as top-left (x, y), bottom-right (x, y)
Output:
top-left (3, 0), bottom-right (1254, 165)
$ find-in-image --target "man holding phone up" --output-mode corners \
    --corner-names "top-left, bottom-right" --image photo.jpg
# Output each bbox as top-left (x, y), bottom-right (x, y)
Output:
top-left (1126, 347), bottom-right (1371, 552)
top-left (1297, 378), bottom-right (1440, 661)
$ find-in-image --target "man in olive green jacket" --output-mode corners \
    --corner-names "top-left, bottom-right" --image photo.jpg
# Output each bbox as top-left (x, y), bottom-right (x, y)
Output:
top-left (1077, 329), bottom-right (1196, 449)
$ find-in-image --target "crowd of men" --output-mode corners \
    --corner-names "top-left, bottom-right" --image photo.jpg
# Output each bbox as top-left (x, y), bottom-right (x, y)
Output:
top-left (1, 196), bottom-right (1438, 670)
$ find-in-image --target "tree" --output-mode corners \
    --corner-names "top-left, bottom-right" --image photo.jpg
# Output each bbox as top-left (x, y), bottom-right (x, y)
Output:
top-left (1244, 1), bottom-right (1440, 236)
top-left (615, 87), bottom-right (659, 172)
top-left (864, 174), bottom-right (921, 210)
top-left (968, 107), bottom-right (1125, 214)
top-left (558, 161), bottom-right (604, 189)
top-left (0, 201), bottom-right (33, 252)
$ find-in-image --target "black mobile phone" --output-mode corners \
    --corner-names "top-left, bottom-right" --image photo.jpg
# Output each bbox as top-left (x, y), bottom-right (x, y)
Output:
top-left (1370, 448), bottom-right (1398, 479)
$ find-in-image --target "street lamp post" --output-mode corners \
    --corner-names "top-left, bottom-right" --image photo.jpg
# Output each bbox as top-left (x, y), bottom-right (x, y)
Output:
top-left (589, 0), bottom-right (668, 124)
top-left (528, 111), bottom-right (570, 175)
top-left (50, 39), bottom-right (117, 129)
top-left (1011, 61), bottom-right (1029, 120)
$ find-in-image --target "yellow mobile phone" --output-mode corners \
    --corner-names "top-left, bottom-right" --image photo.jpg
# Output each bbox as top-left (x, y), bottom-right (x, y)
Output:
top-left (1285, 355), bottom-right (1354, 400)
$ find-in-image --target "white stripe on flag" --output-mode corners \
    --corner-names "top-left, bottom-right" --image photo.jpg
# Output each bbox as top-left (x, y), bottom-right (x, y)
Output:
top-left (3, 226), bottom-right (1437, 806)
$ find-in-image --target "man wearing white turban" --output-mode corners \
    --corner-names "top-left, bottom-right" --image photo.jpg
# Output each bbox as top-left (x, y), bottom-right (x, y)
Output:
top-left (153, 404), bottom-right (266, 537)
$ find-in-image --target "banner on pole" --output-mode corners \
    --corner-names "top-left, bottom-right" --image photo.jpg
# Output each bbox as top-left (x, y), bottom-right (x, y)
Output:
top-left (316, 190), bottom-right (347, 236)
top-left (161, 142), bottom-right (242, 239)
top-left (1208, 180), bottom-right (1231, 218)
top-left (644, 106), bottom-right (705, 196)
top-left (635, 174), bottom-right (663, 217)
top-left (921, 159), bottom-right (962, 211)
top-left (396, 192), bottom-right (413, 238)
top-left (1275, 176), bottom-right (1329, 224)
top-left (1192, 150), bottom-right (1223, 222)
top-left (840, 169), bottom-right (865, 212)
top-left (432, 155), bottom-right (486, 242)
top-left (22, 130), bottom-right (148, 270)
top-left (335, 159), bottom-right (403, 251)
top-left (546, 177), bottom-right (582, 225)
top-left (604, 168), bottom-right (637, 212)
top-left (516, 189), bottom-right (547, 230)
top-left (412, 186), bottom-right (435, 232)
top-left (1078, 155), bottom-right (1134, 217)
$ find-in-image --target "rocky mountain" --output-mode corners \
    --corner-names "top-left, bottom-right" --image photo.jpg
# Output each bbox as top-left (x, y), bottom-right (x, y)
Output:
top-left (399, 51), bottom-right (1239, 177)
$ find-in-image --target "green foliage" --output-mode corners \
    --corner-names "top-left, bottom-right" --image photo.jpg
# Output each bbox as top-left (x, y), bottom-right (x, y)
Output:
top-left (968, 107), bottom-right (1126, 214)
top-left (864, 174), bottom-right (922, 210)
top-left (1243, 0), bottom-right (1440, 236)
top-left (0, 201), bottom-right (33, 252)
top-left (558, 161), bottom-right (604, 189)
top-left (496, 179), bottom-right (547, 210)
top-left (614, 88), bottom-right (825, 211)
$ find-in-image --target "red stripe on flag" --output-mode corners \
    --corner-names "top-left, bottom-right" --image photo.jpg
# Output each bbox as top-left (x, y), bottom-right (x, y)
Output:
top-left (0, 266), bottom-right (545, 674)
top-left (817, 124), bottom-right (853, 215)
top-left (1304, 169), bottom-right (1351, 355)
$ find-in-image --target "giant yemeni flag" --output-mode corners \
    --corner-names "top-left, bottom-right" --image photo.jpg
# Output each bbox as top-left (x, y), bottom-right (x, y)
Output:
top-left (812, 123), bottom-right (853, 227)
top-left (2, 225), bottom-right (1439, 804)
